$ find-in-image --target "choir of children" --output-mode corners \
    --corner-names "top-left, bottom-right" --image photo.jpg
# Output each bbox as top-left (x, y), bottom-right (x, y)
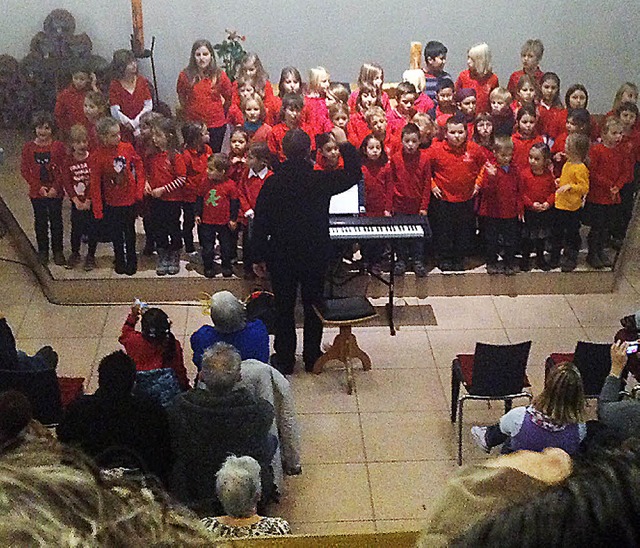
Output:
top-left (22, 37), bottom-right (640, 278)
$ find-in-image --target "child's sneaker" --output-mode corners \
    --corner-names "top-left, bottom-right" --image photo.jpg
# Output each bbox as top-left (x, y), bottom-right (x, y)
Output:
top-left (471, 426), bottom-right (491, 454)
top-left (65, 252), bottom-right (80, 269)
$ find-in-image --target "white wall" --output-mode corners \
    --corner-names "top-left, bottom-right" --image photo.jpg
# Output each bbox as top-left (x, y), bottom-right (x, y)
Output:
top-left (2, 0), bottom-right (639, 113)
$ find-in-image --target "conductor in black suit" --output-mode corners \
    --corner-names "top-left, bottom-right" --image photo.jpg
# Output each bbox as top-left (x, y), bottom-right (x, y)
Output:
top-left (252, 128), bottom-right (362, 374)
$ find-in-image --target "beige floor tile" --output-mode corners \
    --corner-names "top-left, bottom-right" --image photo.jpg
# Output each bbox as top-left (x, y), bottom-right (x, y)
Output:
top-left (427, 296), bottom-right (503, 330)
top-left (278, 464), bottom-right (373, 522)
top-left (298, 413), bottom-right (365, 464)
top-left (16, 337), bottom-right (98, 379)
top-left (17, 303), bottom-right (108, 339)
top-left (348, 327), bottom-right (435, 369)
top-left (428, 329), bottom-right (510, 369)
top-left (369, 460), bottom-right (457, 520)
top-left (505, 327), bottom-right (590, 370)
top-left (1, 304), bottom-right (29, 334)
top-left (376, 519), bottom-right (425, 532)
top-left (289, 372), bottom-right (359, 413)
top-left (493, 295), bottom-right (580, 328)
top-left (361, 412), bottom-right (455, 461)
top-left (0, 267), bottom-right (38, 306)
top-left (565, 293), bottom-right (636, 327)
top-left (291, 521), bottom-right (377, 535)
top-left (582, 326), bottom-right (619, 344)
top-left (356, 369), bottom-right (446, 413)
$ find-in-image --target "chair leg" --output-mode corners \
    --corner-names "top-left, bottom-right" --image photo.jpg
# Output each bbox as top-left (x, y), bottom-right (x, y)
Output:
top-left (343, 329), bottom-right (354, 395)
top-left (313, 330), bottom-right (345, 374)
top-left (504, 398), bottom-right (513, 414)
top-left (451, 369), bottom-right (461, 423)
top-left (346, 328), bottom-right (372, 371)
top-left (457, 398), bottom-right (464, 466)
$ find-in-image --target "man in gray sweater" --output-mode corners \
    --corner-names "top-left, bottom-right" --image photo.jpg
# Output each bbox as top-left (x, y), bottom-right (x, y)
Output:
top-left (598, 341), bottom-right (640, 440)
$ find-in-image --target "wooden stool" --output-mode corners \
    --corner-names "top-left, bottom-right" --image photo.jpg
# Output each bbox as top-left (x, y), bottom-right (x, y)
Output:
top-left (312, 297), bottom-right (377, 394)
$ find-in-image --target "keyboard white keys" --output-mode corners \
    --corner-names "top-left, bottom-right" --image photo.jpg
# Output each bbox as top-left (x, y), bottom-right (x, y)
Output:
top-left (330, 224), bottom-right (424, 240)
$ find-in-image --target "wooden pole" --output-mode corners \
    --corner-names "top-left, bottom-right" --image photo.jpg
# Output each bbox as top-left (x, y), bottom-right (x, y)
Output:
top-left (131, 0), bottom-right (144, 55)
top-left (409, 42), bottom-right (422, 70)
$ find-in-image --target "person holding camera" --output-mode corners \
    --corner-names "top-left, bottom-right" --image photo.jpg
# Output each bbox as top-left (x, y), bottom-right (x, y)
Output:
top-left (598, 340), bottom-right (640, 441)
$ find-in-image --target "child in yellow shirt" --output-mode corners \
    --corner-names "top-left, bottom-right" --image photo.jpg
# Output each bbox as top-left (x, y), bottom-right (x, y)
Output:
top-left (549, 133), bottom-right (590, 272)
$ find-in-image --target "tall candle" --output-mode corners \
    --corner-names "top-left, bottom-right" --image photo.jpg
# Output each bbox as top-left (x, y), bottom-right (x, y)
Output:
top-left (131, 0), bottom-right (144, 54)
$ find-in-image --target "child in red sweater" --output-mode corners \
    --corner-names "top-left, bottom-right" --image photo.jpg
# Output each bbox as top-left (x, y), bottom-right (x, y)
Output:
top-left (348, 62), bottom-right (391, 115)
top-left (145, 118), bottom-right (187, 276)
top-left (328, 102), bottom-right (352, 142)
top-left (512, 105), bottom-right (544, 172)
top-left (584, 117), bottom-right (626, 268)
top-left (349, 82), bottom-right (383, 146)
top-left (476, 136), bottom-right (523, 275)
top-left (456, 43), bottom-right (499, 113)
top-left (195, 153), bottom-right (239, 278)
top-left (54, 62), bottom-right (96, 139)
top-left (268, 93), bottom-right (306, 163)
top-left (227, 75), bottom-right (255, 127)
top-left (239, 142), bottom-right (273, 278)
top-left (472, 113), bottom-right (495, 156)
top-left (387, 82), bottom-right (418, 133)
top-left (90, 116), bottom-right (145, 275)
top-left (82, 90), bottom-right (108, 151)
top-left (490, 87), bottom-right (515, 136)
top-left (431, 78), bottom-right (457, 134)
top-left (63, 125), bottom-right (99, 270)
top-left (241, 93), bottom-right (273, 143)
top-left (456, 88), bottom-right (477, 136)
top-left (512, 74), bottom-right (538, 115)
top-left (551, 108), bottom-right (591, 177)
top-left (20, 111), bottom-right (67, 266)
top-left (520, 143), bottom-right (555, 271)
top-left (119, 303), bottom-right (189, 391)
top-left (180, 121), bottom-right (211, 255)
top-left (304, 66), bottom-right (333, 145)
top-left (429, 113), bottom-right (487, 271)
top-left (228, 127), bottom-right (249, 183)
top-left (390, 124), bottom-right (431, 277)
top-left (365, 106), bottom-right (399, 158)
top-left (507, 39), bottom-right (545, 98)
top-left (538, 72), bottom-right (565, 145)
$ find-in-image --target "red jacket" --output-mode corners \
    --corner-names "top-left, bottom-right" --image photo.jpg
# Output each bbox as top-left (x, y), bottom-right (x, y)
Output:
top-left (54, 85), bottom-right (88, 136)
top-left (302, 95), bottom-right (333, 144)
top-left (587, 143), bottom-right (626, 205)
top-left (476, 163), bottom-right (523, 219)
top-left (119, 312), bottom-right (189, 390)
top-left (537, 104), bottom-right (565, 142)
top-left (362, 160), bottom-right (391, 216)
top-left (389, 149), bottom-right (431, 214)
top-left (63, 153), bottom-right (92, 204)
top-left (521, 168), bottom-right (556, 209)
top-left (347, 111), bottom-right (371, 148)
top-left (196, 177), bottom-right (238, 225)
top-left (177, 70), bottom-right (232, 128)
top-left (21, 140), bottom-right (67, 199)
top-left (512, 132), bottom-right (544, 172)
top-left (507, 68), bottom-right (544, 97)
top-left (90, 142), bottom-right (144, 219)
top-left (181, 145), bottom-right (211, 203)
top-left (428, 140), bottom-right (487, 202)
top-left (414, 92), bottom-right (435, 113)
top-left (146, 151), bottom-right (187, 202)
top-left (456, 70), bottom-right (499, 113)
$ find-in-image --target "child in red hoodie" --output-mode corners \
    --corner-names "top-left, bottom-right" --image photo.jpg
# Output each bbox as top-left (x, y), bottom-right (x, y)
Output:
top-left (511, 105), bottom-right (544, 172)
top-left (195, 153), bottom-right (239, 278)
top-left (21, 111), bottom-right (67, 266)
top-left (476, 136), bottom-right (523, 275)
top-left (90, 116), bottom-right (145, 275)
top-left (389, 124), bottom-right (431, 277)
top-left (54, 62), bottom-right (96, 139)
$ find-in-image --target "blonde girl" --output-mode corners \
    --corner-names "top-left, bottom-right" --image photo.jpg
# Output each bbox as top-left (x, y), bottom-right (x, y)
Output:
top-left (456, 43), bottom-right (499, 113)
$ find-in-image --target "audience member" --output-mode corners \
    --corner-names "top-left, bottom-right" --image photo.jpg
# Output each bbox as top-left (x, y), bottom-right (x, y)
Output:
top-left (168, 343), bottom-right (276, 514)
top-left (0, 315), bottom-right (58, 371)
top-left (201, 455), bottom-right (291, 539)
top-left (615, 310), bottom-right (640, 379)
top-left (57, 351), bottom-right (173, 485)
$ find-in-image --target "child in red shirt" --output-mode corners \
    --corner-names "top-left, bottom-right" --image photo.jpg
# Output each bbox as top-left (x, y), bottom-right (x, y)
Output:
top-left (511, 74), bottom-right (538, 115)
top-left (90, 117), bottom-right (145, 275)
top-left (195, 153), bottom-right (239, 278)
top-left (145, 118), bottom-right (187, 276)
top-left (551, 108), bottom-right (591, 177)
top-left (512, 105), bottom-right (544, 171)
top-left (54, 63), bottom-right (96, 140)
top-left (490, 87), bottom-right (515, 136)
top-left (520, 143), bottom-right (555, 271)
top-left (239, 142), bottom-right (273, 278)
top-left (412, 112), bottom-right (437, 150)
top-left (390, 124), bottom-right (431, 277)
top-left (472, 113), bottom-right (495, 157)
top-left (268, 93), bottom-right (306, 163)
top-left (456, 43), bottom-right (499, 113)
top-left (507, 39), bottom-right (545, 98)
top-left (180, 121), bottom-right (211, 255)
top-left (231, 52), bottom-right (277, 122)
top-left (456, 88), bottom-right (477, 137)
top-left (476, 136), bottom-right (523, 275)
top-left (431, 78), bottom-right (457, 135)
top-left (63, 125), bottom-right (99, 270)
top-left (228, 127), bottom-right (249, 183)
top-left (227, 75), bottom-right (256, 127)
top-left (429, 113), bottom-right (487, 271)
top-left (241, 93), bottom-right (273, 143)
top-left (538, 72), bottom-right (565, 145)
top-left (348, 83), bottom-right (381, 147)
top-left (328, 102), bottom-right (353, 144)
top-left (387, 82), bottom-right (418, 134)
top-left (348, 62), bottom-right (391, 115)
top-left (21, 111), bottom-right (67, 266)
top-left (304, 67), bottom-right (333, 144)
top-left (119, 303), bottom-right (189, 391)
top-left (584, 117), bottom-right (626, 269)
top-left (365, 106), bottom-right (399, 159)
top-left (81, 90), bottom-right (108, 151)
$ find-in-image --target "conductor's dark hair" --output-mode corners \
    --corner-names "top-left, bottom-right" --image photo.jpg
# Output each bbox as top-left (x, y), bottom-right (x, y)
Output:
top-left (282, 129), bottom-right (311, 160)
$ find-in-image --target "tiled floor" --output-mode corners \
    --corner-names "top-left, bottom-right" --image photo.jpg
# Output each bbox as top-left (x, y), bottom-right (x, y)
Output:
top-left (1, 229), bottom-right (639, 535)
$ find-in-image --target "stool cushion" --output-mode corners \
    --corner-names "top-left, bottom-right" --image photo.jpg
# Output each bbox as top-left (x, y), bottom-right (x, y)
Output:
top-left (317, 297), bottom-right (377, 322)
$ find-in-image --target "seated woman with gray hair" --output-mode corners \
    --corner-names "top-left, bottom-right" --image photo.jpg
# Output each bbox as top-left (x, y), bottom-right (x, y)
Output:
top-left (190, 291), bottom-right (269, 369)
top-left (201, 455), bottom-right (290, 538)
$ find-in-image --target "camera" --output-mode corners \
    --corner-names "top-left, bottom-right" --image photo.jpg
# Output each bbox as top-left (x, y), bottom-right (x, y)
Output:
top-left (626, 341), bottom-right (639, 355)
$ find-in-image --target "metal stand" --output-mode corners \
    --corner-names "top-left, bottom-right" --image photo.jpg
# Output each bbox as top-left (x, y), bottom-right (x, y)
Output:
top-left (131, 35), bottom-right (159, 106)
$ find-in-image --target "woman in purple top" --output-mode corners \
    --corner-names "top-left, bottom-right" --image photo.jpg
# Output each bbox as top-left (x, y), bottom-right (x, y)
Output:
top-left (472, 362), bottom-right (587, 455)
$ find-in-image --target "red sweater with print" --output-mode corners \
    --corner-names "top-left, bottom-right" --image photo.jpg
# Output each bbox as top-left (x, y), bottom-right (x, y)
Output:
top-left (512, 132), bottom-right (545, 172)
top-left (146, 151), bottom-right (187, 202)
top-left (456, 70), bottom-right (499, 113)
top-left (119, 312), bottom-right (189, 389)
top-left (521, 168), bottom-right (556, 209)
top-left (181, 145), bottom-right (211, 203)
top-left (21, 140), bottom-right (67, 199)
top-left (507, 68), bottom-right (544, 97)
top-left (476, 163), bottom-right (523, 219)
top-left (389, 149), bottom-right (431, 214)
top-left (428, 140), bottom-right (487, 202)
top-left (63, 153), bottom-right (92, 204)
top-left (196, 177), bottom-right (238, 225)
top-left (362, 160), bottom-right (391, 216)
top-left (54, 85), bottom-right (88, 136)
top-left (587, 143), bottom-right (626, 205)
top-left (176, 70), bottom-right (232, 128)
top-left (90, 142), bottom-right (144, 219)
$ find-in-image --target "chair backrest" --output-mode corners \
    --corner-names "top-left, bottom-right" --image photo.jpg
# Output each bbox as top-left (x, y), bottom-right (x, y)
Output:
top-left (470, 341), bottom-right (532, 396)
top-left (0, 368), bottom-right (62, 425)
top-left (572, 341), bottom-right (612, 397)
